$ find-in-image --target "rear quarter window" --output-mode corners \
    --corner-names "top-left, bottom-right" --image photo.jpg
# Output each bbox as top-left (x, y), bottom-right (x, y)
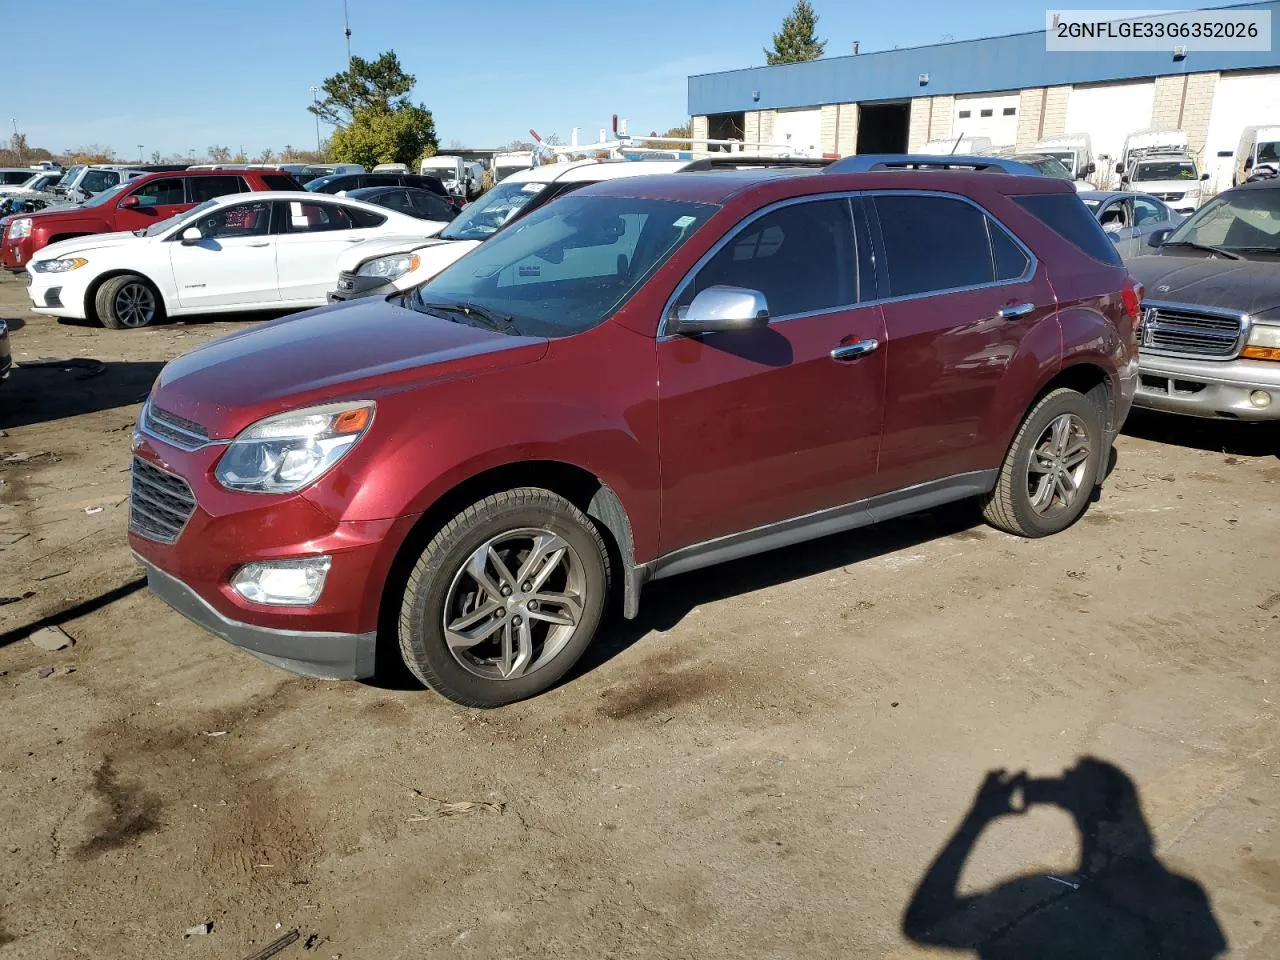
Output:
top-left (262, 174), bottom-right (301, 191)
top-left (1013, 193), bottom-right (1122, 266)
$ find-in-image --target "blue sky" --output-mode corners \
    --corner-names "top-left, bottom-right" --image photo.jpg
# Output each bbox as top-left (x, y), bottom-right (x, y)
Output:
top-left (4, 0), bottom-right (1242, 158)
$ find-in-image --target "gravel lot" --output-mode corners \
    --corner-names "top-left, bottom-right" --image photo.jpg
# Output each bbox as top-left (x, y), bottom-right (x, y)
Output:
top-left (0, 270), bottom-right (1277, 959)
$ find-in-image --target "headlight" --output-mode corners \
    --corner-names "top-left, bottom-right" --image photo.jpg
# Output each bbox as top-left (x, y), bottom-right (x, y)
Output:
top-left (214, 401), bottom-right (375, 493)
top-left (356, 253), bottom-right (420, 280)
top-left (1242, 324), bottom-right (1280, 362)
top-left (10, 218), bottom-right (31, 239)
top-left (32, 257), bottom-right (88, 274)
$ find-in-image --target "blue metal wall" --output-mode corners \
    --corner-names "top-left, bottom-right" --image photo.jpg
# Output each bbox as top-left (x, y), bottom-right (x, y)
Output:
top-left (689, 1), bottom-right (1280, 115)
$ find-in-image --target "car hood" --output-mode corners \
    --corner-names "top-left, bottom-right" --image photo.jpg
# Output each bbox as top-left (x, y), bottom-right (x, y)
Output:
top-left (1128, 254), bottom-right (1280, 321)
top-left (335, 233), bottom-right (458, 272)
top-left (34, 230), bottom-right (140, 261)
top-left (151, 298), bottom-right (549, 438)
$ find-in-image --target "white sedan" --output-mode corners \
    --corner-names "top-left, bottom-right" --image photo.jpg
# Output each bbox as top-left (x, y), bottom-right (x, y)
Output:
top-left (25, 191), bottom-right (446, 329)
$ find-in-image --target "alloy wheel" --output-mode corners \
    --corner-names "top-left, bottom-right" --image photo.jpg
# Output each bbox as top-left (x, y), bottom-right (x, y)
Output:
top-left (1026, 413), bottom-right (1091, 516)
top-left (115, 282), bottom-right (156, 328)
top-left (442, 527), bottom-right (586, 681)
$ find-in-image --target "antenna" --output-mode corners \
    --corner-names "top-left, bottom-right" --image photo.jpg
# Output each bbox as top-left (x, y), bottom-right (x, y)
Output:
top-left (342, 0), bottom-right (353, 70)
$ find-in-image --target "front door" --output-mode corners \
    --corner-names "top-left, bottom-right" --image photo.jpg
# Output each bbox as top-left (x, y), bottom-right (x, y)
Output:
top-left (869, 192), bottom-right (1056, 491)
top-left (273, 200), bottom-right (381, 303)
top-left (168, 198), bottom-right (279, 310)
top-left (115, 176), bottom-right (189, 232)
top-left (657, 196), bottom-right (887, 554)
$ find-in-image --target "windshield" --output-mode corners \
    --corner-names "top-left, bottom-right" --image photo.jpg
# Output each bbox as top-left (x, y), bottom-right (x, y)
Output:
top-left (304, 175), bottom-right (336, 192)
top-left (418, 195), bottom-right (716, 337)
top-left (82, 182), bottom-right (131, 209)
top-left (1133, 160), bottom-right (1197, 182)
top-left (141, 199), bottom-right (218, 238)
top-left (1024, 156), bottom-right (1074, 180)
top-left (1165, 188), bottom-right (1280, 252)
top-left (1042, 150), bottom-right (1076, 170)
top-left (493, 165), bottom-right (529, 183)
top-left (439, 181), bottom-right (549, 241)
top-left (55, 165), bottom-right (84, 189)
top-left (1257, 141), bottom-right (1280, 165)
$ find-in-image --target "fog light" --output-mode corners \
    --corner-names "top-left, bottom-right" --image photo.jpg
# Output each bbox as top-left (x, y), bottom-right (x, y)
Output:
top-left (1250, 390), bottom-right (1272, 408)
top-left (231, 556), bottom-right (331, 606)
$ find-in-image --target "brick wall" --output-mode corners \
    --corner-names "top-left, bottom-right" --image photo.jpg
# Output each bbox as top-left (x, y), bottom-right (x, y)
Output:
top-left (1182, 72), bottom-right (1219, 157)
top-left (1041, 86), bottom-right (1072, 139)
top-left (1016, 88), bottom-right (1045, 150)
top-left (820, 105), bottom-right (838, 154)
top-left (691, 116), bottom-right (709, 143)
top-left (836, 104), bottom-right (858, 156)
top-left (758, 109), bottom-right (776, 144)
top-left (744, 111), bottom-right (760, 143)
top-left (907, 96), bottom-right (958, 150)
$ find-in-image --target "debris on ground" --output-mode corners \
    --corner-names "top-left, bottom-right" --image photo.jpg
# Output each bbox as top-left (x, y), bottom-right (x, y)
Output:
top-left (84, 506), bottom-right (104, 515)
top-left (61, 665), bottom-right (76, 675)
top-left (33, 569), bottom-right (70, 582)
top-left (183, 922), bottom-right (212, 937)
top-left (241, 928), bottom-right (299, 960)
top-left (22, 357), bottom-right (107, 380)
top-left (30, 625), bottom-right (74, 652)
top-left (31, 667), bottom-right (55, 679)
top-left (202, 730), bottom-right (228, 738)
top-left (407, 790), bottom-right (506, 820)
top-left (0, 592), bottom-right (35, 606)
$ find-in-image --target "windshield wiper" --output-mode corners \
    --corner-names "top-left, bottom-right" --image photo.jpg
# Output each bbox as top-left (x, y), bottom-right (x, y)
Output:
top-left (1161, 240), bottom-right (1243, 260)
top-left (415, 295), bottom-right (516, 331)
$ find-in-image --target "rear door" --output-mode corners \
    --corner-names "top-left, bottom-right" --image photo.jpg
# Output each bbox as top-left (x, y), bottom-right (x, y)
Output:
top-left (273, 200), bottom-right (387, 302)
top-left (656, 195), bottom-right (887, 554)
top-left (187, 175), bottom-right (247, 204)
top-left (168, 199), bottom-right (279, 310)
top-left (870, 192), bottom-right (1056, 492)
top-left (115, 176), bottom-right (188, 232)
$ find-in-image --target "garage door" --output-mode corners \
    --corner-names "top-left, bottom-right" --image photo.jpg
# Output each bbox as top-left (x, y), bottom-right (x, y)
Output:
top-left (1205, 70), bottom-right (1280, 191)
top-left (1065, 81), bottom-right (1155, 186)
top-left (953, 93), bottom-right (1020, 149)
top-left (773, 108), bottom-right (822, 155)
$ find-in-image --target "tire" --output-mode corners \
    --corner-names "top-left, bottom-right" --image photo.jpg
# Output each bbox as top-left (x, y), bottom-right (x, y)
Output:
top-left (982, 387), bottom-right (1103, 538)
top-left (398, 488), bottom-right (611, 707)
top-left (95, 274), bottom-right (165, 329)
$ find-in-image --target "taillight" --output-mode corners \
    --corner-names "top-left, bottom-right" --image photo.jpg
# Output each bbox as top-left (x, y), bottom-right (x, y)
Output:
top-left (1121, 280), bottom-right (1143, 324)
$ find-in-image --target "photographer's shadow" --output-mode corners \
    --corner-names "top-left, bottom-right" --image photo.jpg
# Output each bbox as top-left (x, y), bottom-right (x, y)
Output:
top-left (902, 757), bottom-right (1227, 960)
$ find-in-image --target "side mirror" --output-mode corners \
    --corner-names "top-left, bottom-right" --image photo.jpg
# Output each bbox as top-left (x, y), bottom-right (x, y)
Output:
top-left (1200, 172), bottom-right (1210, 181)
top-left (1083, 162), bottom-right (1095, 176)
top-left (1147, 228), bottom-right (1171, 248)
top-left (180, 226), bottom-right (203, 245)
top-left (1245, 157), bottom-right (1254, 169)
top-left (120, 194), bottom-right (140, 209)
top-left (675, 286), bottom-right (770, 335)
top-left (1115, 162), bottom-right (1125, 175)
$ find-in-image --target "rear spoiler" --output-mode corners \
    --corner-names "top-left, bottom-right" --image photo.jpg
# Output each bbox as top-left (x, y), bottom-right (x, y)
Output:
top-left (824, 155), bottom-right (1041, 176)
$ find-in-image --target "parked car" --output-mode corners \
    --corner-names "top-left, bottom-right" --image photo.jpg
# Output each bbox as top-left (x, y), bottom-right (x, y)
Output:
top-left (1126, 178), bottom-right (1280, 420)
top-left (0, 317), bottom-right (10, 383)
top-left (305, 171), bottom-right (450, 200)
top-left (25, 191), bottom-right (446, 328)
top-left (330, 155), bottom-right (831, 302)
top-left (49, 165), bottom-right (148, 204)
top-left (128, 161), bottom-right (1139, 705)
top-left (1235, 125), bottom-right (1280, 186)
top-left (1009, 154), bottom-right (1093, 192)
top-left (0, 168), bottom-right (40, 187)
top-left (1078, 191), bottom-right (1183, 259)
top-left (344, 186), bottom-right (459, 222)
top-left (1, 169), bottom-right (302, 272)
top-left (1032, 134), bottom-right (1097, 184)
top-left (0, 170), bottom-right (62, 198)
top-left (1119, 154), bottom-right (1209, 215)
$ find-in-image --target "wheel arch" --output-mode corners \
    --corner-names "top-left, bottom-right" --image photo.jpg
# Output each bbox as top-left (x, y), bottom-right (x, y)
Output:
top-left (83, 268), bottom-right (168, 323)
top-left (375, 459), bottom-right (643, 677)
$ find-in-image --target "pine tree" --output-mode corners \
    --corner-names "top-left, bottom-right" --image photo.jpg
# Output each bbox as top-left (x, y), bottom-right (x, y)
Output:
top-left (765, 0), bottom-right (827, 65)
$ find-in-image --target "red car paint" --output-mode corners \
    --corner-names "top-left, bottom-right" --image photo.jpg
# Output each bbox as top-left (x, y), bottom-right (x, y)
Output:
top-left (1, 169), bottom-right (299, 270)
top-left (129, 169), bottom-right (1139, 670)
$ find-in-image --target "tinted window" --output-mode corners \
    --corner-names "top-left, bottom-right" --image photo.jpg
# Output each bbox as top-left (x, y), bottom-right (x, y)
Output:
top-left (1014, 193), bottom-right (1122, 265)
top-left (189, 176), bottom-right (245, 202)
top-left (407, 189), bottom-right (457, 221)
top-left (372, 189), bottom-right (412, 213)
top-left (282, 201), bottom-right (356, 232)
top-left (677, 198), bottom-right (858, 317)
top-left (405, 175), bottom-right (447, 196)
top-left (80, 170), bottom-right (118, 193)
top-left (990, 222), bottom-right (1029, 281)
top-left (130, 177), bottom-right (184, 206)
top-left (262, 174), bottom-right (300, 191)
top-left (0, 171), bottom-right (31, 185)
top-left (874, 195), bottom-right (998, 295)
top-left (349, 206), bottom-right (387, 228)
top-left (1133, 197), bottom-right (1164, 226)
top-left (190, 200), bottom-right (272, 239)
top-left (438, 180), bottom-right (547, 241)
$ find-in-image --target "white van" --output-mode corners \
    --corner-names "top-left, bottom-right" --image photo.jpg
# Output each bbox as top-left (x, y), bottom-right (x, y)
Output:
top-left (491, 151), bottom-right (534, 183)
top-left (918, 136), bottom-right (995, 156)
top-left (1032, 133), bottom-right (1096, 183)
top-left (1234, 125), bottom-right (1280, 185)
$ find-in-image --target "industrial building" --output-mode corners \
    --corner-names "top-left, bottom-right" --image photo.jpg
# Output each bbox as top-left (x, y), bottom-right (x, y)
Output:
top-left (688, 0), bottom-right (1280, 191)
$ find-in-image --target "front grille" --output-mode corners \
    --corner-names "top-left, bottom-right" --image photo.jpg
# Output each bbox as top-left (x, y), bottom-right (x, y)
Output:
top-left (143, 403), bottom-right (210, 451)
top-left (1138, 303), bottom-right (1245, 359)
top-left (1153, 191), bottom-right (1185, 202)
top-left (129, 458), bottom-right (196, 544)
top-left (336, 272), bottom-right (356, 291)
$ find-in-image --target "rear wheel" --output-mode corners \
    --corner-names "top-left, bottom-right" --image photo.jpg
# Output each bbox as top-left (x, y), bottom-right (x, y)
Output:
top-left (982, 387), bottom-right (1102, 538)
top-left (398, 488), bottom-right (610, 707)
top-left (95, 274), bottom-right (164, 329)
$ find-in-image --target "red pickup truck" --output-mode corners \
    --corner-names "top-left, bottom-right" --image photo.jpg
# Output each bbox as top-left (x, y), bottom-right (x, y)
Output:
top-left (1, 169), bottom-right (300, 271)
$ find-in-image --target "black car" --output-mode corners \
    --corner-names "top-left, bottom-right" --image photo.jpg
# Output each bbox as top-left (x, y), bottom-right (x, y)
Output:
top-left (345, 186), bottom-right (458, 222)
top-left (305, 172), bottom-right (449, 198)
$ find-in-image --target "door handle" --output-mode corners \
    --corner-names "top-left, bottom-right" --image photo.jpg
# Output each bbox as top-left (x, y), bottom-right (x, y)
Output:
top-left (997, 302), bottom-right (1035, 320)
top-left (830, 338), bottom-right (880, 362)
top-left (247, 241), bottom-right (270, 248)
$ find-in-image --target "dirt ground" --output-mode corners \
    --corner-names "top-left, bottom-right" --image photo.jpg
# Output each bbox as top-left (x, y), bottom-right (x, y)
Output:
top-left (0, 269), bottom-right (1277, 959)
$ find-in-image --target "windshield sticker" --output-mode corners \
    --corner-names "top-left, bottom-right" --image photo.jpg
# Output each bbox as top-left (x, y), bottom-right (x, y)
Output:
top-left (522, 182), bottom-right (545, 193)
top-left (673, 215), bottom-right (696, 228)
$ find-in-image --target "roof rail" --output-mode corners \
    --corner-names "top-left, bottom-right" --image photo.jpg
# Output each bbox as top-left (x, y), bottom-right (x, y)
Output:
top-left (680, 155), bottom-right (833, 172)
top-left (824, 155), bottom-right (1042, 176)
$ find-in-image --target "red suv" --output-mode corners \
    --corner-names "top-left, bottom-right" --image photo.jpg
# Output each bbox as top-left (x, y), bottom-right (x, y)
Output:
top-left (128, 162), bottom-right (1140, 706)
top-left (1, 169), bottom-right (301, 271)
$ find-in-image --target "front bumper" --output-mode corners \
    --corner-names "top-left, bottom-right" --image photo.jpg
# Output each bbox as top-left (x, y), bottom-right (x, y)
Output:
top-left (26, 269), bottom-right (86, 318)
top-left (137, 556), bottom-right (377, 679)
top-left (327, 271), bottom-right (398, 303)
top-left (1134, 352), bottom-right (1280, 420)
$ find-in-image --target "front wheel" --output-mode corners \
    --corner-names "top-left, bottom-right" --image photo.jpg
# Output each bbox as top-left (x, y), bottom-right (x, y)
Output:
top-left (982, 387), bottom-right (1103, 538)
top-left (95, 274), bottom-right (165, 329)
top-left (398, 488), bottom-right (611, 707)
